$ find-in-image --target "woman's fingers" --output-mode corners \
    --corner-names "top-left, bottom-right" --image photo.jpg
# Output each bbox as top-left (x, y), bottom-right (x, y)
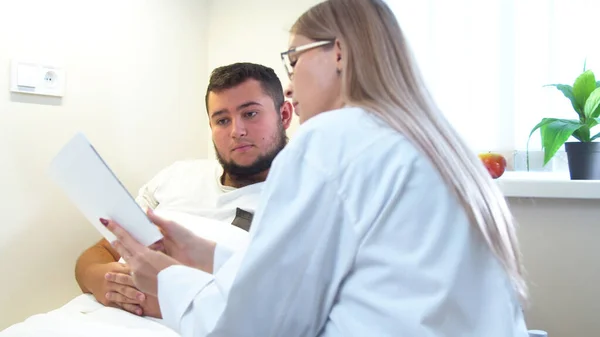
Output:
top-left (100, 218), bottom-right (145, 258)
top-left (148, 240), bottom-right (165, 252)
top-left (146, 208), bottom-right (170, 228)
top-left (146, 209), bottom-right (189, 240)
top-left (112, 240), bottom-right (133, 262)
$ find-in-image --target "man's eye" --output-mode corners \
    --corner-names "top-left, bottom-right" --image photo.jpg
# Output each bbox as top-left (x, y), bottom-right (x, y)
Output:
top-left (245, 111), bottom-right (257, 118)
top-left (290, 60), bottom-right (297, 68)
top-left (216, 118), bottom-right (229, 125)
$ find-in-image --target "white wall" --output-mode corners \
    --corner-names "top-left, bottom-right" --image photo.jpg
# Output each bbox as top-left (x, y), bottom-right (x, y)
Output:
top-left (0, 0), bottom-right (209, 329)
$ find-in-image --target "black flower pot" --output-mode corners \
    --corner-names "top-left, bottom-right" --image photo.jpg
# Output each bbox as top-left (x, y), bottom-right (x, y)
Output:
top-left (565, 141), bottom-right (600, 180)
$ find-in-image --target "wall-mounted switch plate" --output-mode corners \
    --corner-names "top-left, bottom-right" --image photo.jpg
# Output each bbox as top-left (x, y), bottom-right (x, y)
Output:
top-left (10, 60), bottom-right (65, 97)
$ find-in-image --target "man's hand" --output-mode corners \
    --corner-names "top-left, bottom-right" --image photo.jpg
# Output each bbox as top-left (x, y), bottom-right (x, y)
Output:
top-left (140, 295), bottom-right (162, 318)
top-left (104, 271), bottom-right (163, 318)
top-left (86, 262), bottom-right (146, 316)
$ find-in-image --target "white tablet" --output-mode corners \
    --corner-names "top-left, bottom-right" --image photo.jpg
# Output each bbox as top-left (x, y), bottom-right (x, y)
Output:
top-left (48, 132), bottom-right (163, 246)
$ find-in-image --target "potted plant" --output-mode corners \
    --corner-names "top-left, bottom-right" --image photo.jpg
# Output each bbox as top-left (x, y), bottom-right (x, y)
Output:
top-left (527, 66), bottom-right (600, 180)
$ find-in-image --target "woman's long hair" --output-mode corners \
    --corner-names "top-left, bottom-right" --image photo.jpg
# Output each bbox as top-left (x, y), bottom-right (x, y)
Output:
top-left (292, 0), bottom-right (528, 304)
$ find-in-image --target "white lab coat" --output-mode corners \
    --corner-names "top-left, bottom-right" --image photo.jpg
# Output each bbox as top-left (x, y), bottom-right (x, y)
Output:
top-left (157, 106), bottom-right (530, 337)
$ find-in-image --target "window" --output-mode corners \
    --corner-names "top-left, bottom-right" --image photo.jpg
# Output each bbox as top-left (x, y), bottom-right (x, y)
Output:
top-left (386, 0), bottom-right (600, 159)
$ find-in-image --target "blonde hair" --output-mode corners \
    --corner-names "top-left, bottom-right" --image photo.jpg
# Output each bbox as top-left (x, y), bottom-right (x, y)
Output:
top-left (292, 0), bottom-right (528, 304)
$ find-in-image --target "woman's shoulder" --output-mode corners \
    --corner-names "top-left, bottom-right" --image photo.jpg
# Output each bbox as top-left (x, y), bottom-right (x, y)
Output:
top-left (298, 106), bottom-right (378, 131)
top-left (293, 106), bottom-right (392, 144)
top-left (285, 106), bottom-right (422, 176)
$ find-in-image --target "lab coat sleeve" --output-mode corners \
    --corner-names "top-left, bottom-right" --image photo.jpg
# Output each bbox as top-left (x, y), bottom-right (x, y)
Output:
top-left (158, 150), bottom-right (354, 337)
top-left (211, 242), bottom-right (236, 274)
top-left (158, 243), bottom-right (245, 333)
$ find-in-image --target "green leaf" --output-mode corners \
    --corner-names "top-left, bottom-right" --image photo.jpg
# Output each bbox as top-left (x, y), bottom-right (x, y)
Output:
top-left (574, 118), bottom-right (600, 141)
top-left (540, 119), bottom-right (583, 165)
top-left (572, 127), bottom-right (587, 141)
top-left (587, 117), bottom-right (600, 128)
top-left (526, 118), bottom-right (564, 170)
top-left (593, 105), bottom-right (600, 118)
top-left (591, 118), bottom-right (600, 141)
top-left (544, 84), bottom-right (582, 117)
top-left (584, 87), bottom-right (600, 118)
top-left (573, 70), bottom-right (596, 114)
top-left (527, 118), bottom-right (557, 142)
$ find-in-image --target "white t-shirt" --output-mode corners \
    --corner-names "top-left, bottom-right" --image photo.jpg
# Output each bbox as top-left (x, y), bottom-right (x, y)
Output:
top-left (121, 159), bottom-right (264, 269)
top-left (135, 159), bottom-right (264, 224)
top-left (157, 106), bottom-right (529, 337)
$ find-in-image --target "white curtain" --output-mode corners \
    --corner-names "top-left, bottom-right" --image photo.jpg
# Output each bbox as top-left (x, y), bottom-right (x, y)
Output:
top-left (386, 0), bottom-right (600, 153)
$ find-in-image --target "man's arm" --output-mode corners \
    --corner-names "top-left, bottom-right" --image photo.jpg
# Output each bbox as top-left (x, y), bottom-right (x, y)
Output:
top-left (74, 238), bottom-right (145, 315)
top-left (75, 238), bottom-right (120, 293)
top-left (75, 161), bottom-right (167, 293)
top-left (72, 164), bottom-right (170, 316)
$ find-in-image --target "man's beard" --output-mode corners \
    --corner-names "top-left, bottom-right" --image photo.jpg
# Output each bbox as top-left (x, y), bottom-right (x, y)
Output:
top-left (215, 123), bottom-right (287, 180)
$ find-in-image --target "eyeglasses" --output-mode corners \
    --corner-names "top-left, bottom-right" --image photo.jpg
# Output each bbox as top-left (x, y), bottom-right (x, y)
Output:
top-left (280, 40), bottom-right (335, 79)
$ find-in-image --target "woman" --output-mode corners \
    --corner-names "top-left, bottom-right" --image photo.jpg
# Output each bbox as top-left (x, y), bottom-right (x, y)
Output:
top-left (103, 0), bottom-right (530, 335)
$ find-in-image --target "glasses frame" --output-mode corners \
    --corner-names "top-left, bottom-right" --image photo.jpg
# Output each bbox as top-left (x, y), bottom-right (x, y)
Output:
top-left (280, 40), bottom-right (335, 79)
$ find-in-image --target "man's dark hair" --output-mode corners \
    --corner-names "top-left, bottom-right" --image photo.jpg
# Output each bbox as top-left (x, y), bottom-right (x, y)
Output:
top-left (205, 62), bottom-right (285, 112)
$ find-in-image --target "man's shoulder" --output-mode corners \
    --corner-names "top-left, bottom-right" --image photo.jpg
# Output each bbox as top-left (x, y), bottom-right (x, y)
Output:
top-left (150, 158), bottom-right (220, 183)
top-left (138, 158), bottom-right (222, 210)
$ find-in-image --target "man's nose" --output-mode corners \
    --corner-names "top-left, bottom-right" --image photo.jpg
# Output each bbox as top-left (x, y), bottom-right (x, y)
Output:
top-left (231, 118), bottom-right (247, 138)
top-left (284, 81), bottom-right (293, 99)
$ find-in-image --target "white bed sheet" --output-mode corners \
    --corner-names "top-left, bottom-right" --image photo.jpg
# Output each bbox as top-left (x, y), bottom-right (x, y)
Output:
top-left (0, 294), bottom-right (180, 337)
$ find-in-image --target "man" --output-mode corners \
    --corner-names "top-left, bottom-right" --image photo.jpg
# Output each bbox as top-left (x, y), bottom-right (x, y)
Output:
top-left (74, 62), bottom-right (294, 318)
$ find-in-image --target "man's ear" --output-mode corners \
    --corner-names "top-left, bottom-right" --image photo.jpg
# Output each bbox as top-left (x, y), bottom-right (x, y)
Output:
top-left (280, 100), bottom-right (294, 129)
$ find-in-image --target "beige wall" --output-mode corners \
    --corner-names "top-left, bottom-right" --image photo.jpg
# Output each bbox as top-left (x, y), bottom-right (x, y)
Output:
top-left (512, 197), bottom-right (600, 337)
top-left (0, 0), bottom-right (209, 328)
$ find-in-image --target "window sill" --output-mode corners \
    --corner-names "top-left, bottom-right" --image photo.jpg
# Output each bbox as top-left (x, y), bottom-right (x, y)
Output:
top-left (495, 171), bottom-right (600, 199)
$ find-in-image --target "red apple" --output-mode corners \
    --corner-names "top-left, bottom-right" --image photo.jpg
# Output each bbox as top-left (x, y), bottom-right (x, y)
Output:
top-left (478, 152), bottom-right (507, 179)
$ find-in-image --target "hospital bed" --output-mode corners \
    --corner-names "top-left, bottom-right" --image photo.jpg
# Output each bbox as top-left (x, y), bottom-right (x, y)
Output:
top-left (1, 293), bottom-right (180, 337)
top-left (0, 211), bottom-right (249, 337)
